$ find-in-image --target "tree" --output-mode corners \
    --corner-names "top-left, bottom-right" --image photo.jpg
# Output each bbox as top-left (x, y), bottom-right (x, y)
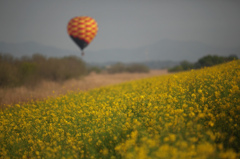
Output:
top-left (180, 60), bottom-right (194, 70)
top-left (197, 55), bottom-right (224, 68)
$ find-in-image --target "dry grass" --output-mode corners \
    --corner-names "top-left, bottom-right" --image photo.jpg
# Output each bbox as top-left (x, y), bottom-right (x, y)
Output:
top-left (0, 69), bottom-right (168, 107)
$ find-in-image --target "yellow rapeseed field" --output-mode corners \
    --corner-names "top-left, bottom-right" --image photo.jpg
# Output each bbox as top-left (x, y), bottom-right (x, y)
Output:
top-left (1, 60), bottom-right (240, 159)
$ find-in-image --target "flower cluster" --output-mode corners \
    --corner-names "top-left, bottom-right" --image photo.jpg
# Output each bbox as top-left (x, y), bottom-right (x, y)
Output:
top-left (1, 60), bottom-right (240, 158)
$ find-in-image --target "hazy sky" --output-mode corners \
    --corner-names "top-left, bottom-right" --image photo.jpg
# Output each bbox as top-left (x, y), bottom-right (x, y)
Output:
top-left (1, 0), bottom-right (240, 52)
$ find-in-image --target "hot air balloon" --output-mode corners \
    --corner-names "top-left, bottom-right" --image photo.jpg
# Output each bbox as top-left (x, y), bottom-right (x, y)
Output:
top-left (67, 16), bottom-right (98, 56)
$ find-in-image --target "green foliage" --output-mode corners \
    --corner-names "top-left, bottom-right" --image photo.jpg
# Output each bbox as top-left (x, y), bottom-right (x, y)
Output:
top-left (0, 61), bottom-right (19, 87)
top-left (19, 62), bottom-right (38, 87)
top-left (180, 60), bottom-right (194, 70)
top-left (20, 62), bottom-right (37, 76)
top-left (40, 56), bottom-right (86, 81)
top-left (168, 54), bottom-right (238, 72)
top-left (168, 65), bottom-right (184, 72)
top-left (107, 62), bottom-right (149, 74)
top-left (195, 55), bottom-right (225, 68)
top-left (0, 53), bottom-right (86, 88)
top-left (168, 60), bottom-right (194, 72)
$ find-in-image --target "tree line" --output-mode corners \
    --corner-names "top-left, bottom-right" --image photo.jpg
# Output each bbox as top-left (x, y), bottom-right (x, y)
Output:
top-left (0, 53), bottom-right (150, 88)
top-left (106, 62), bottom-right (149, 74)
top-left (0, 53), bottom-right (86, 88)
top-left (168, 54), bottom-right (238, 72)
top-left (1, 52), bottom-right (237, 88)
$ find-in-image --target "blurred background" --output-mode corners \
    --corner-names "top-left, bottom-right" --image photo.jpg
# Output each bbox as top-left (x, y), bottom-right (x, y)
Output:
top-left (0, 0), bottom-right (239, 63)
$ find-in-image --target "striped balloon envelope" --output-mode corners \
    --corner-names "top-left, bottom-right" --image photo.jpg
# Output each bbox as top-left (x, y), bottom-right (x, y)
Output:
top-left (67, 16), bottom-right (98, 55)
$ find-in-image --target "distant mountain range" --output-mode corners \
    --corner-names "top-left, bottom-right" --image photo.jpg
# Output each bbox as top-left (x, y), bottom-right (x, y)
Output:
top-left (0, 39), bottom-right (239, 68)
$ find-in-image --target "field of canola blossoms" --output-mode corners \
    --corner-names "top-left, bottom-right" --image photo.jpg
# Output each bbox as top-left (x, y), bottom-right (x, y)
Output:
top-left (1, 60), bottom-right (240, 159)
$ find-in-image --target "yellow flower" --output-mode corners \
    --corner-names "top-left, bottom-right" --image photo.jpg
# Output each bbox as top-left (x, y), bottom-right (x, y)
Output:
top-left (198, 89), bottom-right (203, 94)
top-left (102, 148), bottom-right (108, 156)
